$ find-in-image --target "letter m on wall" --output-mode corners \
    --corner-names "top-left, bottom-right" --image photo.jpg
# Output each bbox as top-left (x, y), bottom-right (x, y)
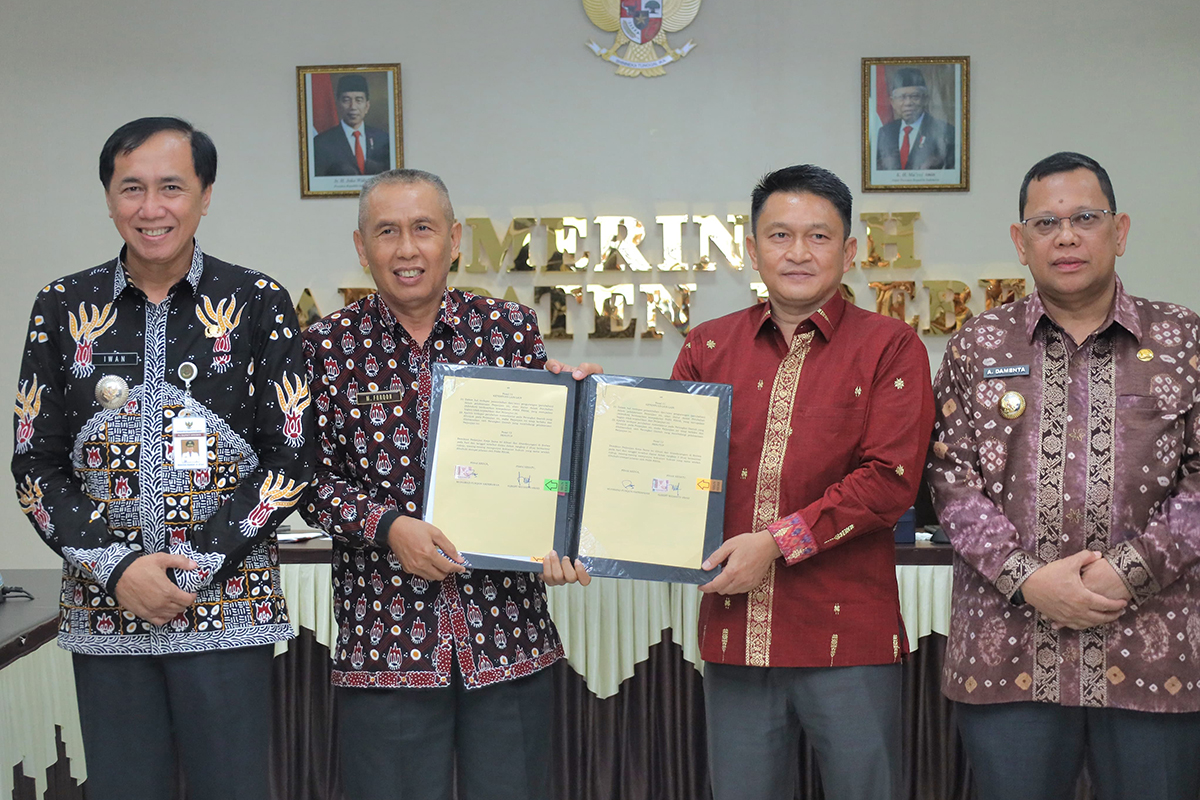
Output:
top-left (462, 218), bottom-right (536, 273)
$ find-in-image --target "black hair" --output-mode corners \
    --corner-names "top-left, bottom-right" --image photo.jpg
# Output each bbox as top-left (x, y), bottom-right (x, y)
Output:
top-left (99, 117), bottom-right (217, 190)
top-left (751, 164), bottom-right (853, 239)
top-left (337, 74), bottom-right (370, 99)
top-left (1018, 151), bottom-right (1116, 219)
top-left (888, 67), bottom-right (928, 94)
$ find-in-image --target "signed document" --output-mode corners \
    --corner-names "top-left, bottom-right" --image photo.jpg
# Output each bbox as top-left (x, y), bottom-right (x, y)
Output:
top-left (424, 365), bottom-right (731, 582)
top-left (578, 383), bottom-right (718, 570)
top-left (425, 375), bottom-right (568, 564)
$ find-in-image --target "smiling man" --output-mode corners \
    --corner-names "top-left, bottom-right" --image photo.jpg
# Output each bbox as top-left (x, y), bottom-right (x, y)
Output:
top-left (672, 164), bottom-right (934, 799)
top-left (300, 169), bottom-right (594, 800)
top-left (927, 152), bottom-right (1200, 800)
top-left (11, 117), bottom-right (312, 800)
top-left (312, 73), bottom-right (390, 177)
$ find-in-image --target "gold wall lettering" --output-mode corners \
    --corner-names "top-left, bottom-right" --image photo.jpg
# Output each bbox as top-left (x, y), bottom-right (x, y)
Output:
top-left (656, 215), bottom-right (690, 271)
top-left (980, 278), bottom-right (1027, 309)
top-left (595, 217), bottom-right (653, 271)
top-left (694, 215), bottom-right (747, 271)
top-left (925, 281), bottom-right (973, 334)
top-left (532, 286), bottom-right (584, 340)
top-left (869, 281), bottom-right (919, 330)
top-left (589, 284), bottom-right (638, 338)
top-left (462, 218), bottom-right (536, 273)
top-left (859, 212), bottom-right (921, 270)
top-left (539, 218), bottom-right (590, 272)
top-left (328, 213), bottom-right (1027, 342)
top-left (641, 284), bottom-right (694, 339)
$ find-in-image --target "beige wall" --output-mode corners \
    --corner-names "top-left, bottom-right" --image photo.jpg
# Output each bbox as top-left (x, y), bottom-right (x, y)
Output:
top-left (2, 0), bottom-right (1198, 567)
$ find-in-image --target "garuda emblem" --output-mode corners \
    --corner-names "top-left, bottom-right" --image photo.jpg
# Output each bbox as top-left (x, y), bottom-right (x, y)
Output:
top-left (584, 0), bottom-right (700, 78)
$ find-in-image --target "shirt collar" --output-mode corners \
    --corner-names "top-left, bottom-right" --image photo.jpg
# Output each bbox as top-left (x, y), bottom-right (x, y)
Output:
top-left (370, 288), bottom-right (457, 339)
top-left (1025, 275), bottom-right (1142, 344)
top-left (755, 290), bottom-right (845, 342)
top-left (112, 240), bottom-right (205, 301)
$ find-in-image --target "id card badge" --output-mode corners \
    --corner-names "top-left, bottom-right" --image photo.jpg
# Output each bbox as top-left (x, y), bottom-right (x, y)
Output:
top-left (171, 414), bottom-right (208, 470)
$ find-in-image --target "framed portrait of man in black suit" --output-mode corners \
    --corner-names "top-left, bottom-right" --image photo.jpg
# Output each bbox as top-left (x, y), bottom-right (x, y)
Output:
top-left (297, 63), bottom-right (403, 198)
top-left (862, 56), bottom-right (969, 192)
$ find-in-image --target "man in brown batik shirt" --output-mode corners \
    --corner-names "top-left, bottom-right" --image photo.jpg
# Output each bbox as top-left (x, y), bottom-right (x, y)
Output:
top-left (928, 152), bottom-right (1200, 800)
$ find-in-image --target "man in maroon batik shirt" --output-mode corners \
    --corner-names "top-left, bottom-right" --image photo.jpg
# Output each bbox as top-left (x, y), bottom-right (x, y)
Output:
top-left (673, 164), bottom-right (934, 800)
top-left (928, 152), bottom-right (1200, 800)
top-left (301, 169), bottom-right (596, 800)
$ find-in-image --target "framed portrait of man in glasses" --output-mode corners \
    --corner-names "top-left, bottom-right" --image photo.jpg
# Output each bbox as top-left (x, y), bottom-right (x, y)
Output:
top-left (862, 56), bottom-right (969, 192)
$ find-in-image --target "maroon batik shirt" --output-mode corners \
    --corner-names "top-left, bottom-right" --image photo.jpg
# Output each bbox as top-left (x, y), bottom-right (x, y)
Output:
top-left (301, 290), bottom-right (564, 689)
top-left (927, 279), bottom-right (1200, 711)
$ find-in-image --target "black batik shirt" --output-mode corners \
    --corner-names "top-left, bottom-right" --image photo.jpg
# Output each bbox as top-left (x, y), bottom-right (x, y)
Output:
top-left (12, 244), bottom-right (313, 655)
top-left (300, 290), bottom-right (565, 689)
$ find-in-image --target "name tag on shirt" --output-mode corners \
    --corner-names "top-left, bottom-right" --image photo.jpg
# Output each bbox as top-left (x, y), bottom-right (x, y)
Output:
top-left (94, 352), bottom-right (141, 367)
top-left (171, 415), bottom-right (208, 470)
top-left (355, 390), bottom-right (404, 405)
top-left (983, 365), bottom-right (1030, 378)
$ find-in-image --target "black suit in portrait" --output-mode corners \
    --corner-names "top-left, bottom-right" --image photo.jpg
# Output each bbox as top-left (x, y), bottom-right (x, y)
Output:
top-left (312, 124), bottom-right (390, 177)
top-left (876, 115), bottom-right (955, 171)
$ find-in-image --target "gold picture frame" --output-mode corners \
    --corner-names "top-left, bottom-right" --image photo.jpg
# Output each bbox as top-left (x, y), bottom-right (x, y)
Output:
top-left (862, 56), bottom-right (969, 192)
top-left (297, 63), bottom-right (403, 198)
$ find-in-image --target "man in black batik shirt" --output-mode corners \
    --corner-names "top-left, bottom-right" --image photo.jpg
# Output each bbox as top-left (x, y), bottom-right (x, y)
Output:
top-left (11, 117), bottom-right (312, 800)
top-left (302, 168), bottom-right (595, 800)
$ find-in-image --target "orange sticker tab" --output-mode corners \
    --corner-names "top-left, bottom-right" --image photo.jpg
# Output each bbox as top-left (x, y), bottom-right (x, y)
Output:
top-left (696, 478), bottom-right (723, 493)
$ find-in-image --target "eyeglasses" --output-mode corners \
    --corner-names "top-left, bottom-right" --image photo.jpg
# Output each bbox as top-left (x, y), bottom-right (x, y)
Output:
top-left (1020, 209), bottom-right (1113, 238)
top-left (890, 91), bottom-right (926, 102)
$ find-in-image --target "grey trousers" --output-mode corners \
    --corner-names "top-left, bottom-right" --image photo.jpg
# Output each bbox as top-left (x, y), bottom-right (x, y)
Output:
top-left (957, 701), bottom-right (1200, 800)
top-left (72, 644), bottom-right (274, 800)
top-left (337, 664), bottom-right (554, 800)
top-left (704, 662), bottom-right (902, 800)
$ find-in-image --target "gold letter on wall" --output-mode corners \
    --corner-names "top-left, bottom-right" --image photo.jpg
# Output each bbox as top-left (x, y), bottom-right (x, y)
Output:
top-left (594, 217), bottom-right (653, 271)
top-left (641, 284), bottom-right (695, 338)
top-left (463, 218), bottom-right (536, 273)
top-left (859, 212), bottom-right (921, 270)
top-left (588, 284), bottom-right (638, 338)
top-left (979, 278), bottom-right (1026, 310)
top-left (693, 214), bottom-right (747, 271)
top-left (656, 215), bottom-right (690, 271)
top-left (869, 281), bottom-right (919, 330)
top-left (539, 218), bottom-right (590, 272)
top-left (533, 285), bottom-right (584, 340)
top-left (924, 281), bottom-right (973, 334)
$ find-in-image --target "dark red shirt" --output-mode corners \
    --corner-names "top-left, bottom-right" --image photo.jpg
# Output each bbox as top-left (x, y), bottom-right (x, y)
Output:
top-left (672, 292), bottom-right (935, 667)
top-left (301, 290), bottom-right (563, 689)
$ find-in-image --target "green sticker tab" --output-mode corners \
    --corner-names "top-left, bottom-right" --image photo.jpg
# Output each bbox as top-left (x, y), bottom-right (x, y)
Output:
top-left (544, 479), bottom-right (571, 493)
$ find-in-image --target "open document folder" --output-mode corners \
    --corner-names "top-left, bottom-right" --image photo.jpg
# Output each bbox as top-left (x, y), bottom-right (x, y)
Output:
top-left (423, 364), bottom-right (731, 583)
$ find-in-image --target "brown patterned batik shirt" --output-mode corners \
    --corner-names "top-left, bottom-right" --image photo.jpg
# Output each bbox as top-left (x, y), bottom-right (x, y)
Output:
top-left (301, 290), bottom-right (564, 690)
top-left (927, 278), bottom-right (1200, 711)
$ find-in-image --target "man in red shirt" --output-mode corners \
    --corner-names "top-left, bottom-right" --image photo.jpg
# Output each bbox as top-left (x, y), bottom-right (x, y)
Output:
top-left (673, 164), bottom-right (934, 799)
